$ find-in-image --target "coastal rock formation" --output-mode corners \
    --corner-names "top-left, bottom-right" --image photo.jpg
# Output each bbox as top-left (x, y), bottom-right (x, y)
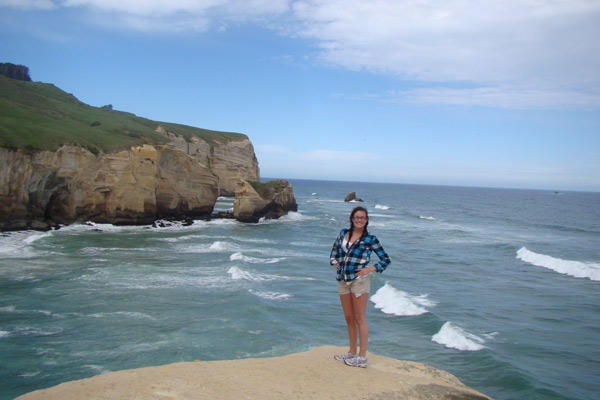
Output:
top-left (0, 62), bottom-right (31, 81)
top-left (0, 129), bottom-right (261, 230)
top-left (15, 346), bottom-right (492, 400)
top-left (234, 179), bottom-right (298, 223)
top-left (154, 125), bottom-right (259, 196)
top-left (0, 144), bottom-right (218, 229)
top-left (344, 191), bottom-right (363, 202)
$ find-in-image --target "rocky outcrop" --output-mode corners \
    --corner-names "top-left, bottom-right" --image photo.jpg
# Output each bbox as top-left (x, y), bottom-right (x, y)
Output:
top-left (0, 144), bottom-right (219, 230)
top-left (14, 346), bottom-right (492, 400)
top-left (234, 179), bottom-right (297, 223)
top-left (344, 191), bottom-right (363, 202)
top-left (0, 63), bottom-right (31, 81)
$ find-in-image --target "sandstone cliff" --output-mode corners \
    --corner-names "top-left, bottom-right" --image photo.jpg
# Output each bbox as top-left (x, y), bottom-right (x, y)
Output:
top-left (155, 125), bottom-right (259, 196)
top-left (0, 128), bottom-right (261, 230)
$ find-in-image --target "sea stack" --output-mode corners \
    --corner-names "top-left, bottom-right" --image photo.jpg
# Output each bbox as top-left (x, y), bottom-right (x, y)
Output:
top-left (233, 179), bottom-right (298, 223)
top-left (344, 191), bottom-right (363, 202)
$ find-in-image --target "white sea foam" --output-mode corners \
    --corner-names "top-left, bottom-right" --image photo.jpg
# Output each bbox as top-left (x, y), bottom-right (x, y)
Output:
top-left (0, 232), bottom-right (45, 258)
top-left (419, 215), bottom-right (436, 221)
top-left (205, 219), bottom-right (238, 226)
top-left (249, 290), bottom-right (291, 300)
top-left (259, 211), bottom-right (316, 224)
top-left (217, 196), bottom-right (234, 201)
top-left (432, 322), bottom-right (486, 351)
top-left (82, 365), bottom-right (110, 374)
top-left (23, 231), bottom-right (53, 244)
top-left (312, 192), bottom-right (318, 195)
top-left (232, 237), bottom-right (277, 244)
top-left (180, 241), bottom-right (239, 253)
top-left (227, 266), bottom-right (289, 282)
top-left (209, 241), bottom-right (229, 251)
top-left (19, 371), bottom-right (41, 378)
top-left (375, 204), bottom-right (390, 210)
top-left (370, 283), bottom-right (436, 316)
top-left (230, 252), bottom-right (284, 264)
top-left (517, 247), bottom-right (600, 281)
top-left (88, 311), bottom-right (156, 320)
top-left (62, 222), bottom-right (137, 233)
top-left (0, 306), bottom-right (53, 316)
top-left (13, 326), bottom-right (64, 337)
top-left (0, 330), bottom-right (10, 338)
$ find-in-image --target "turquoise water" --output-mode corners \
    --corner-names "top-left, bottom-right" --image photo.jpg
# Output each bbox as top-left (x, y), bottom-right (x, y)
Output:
top-left (1, 180), bottom-right (599, 399)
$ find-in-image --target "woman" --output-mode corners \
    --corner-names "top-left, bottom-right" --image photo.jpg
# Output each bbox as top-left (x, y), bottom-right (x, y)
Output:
top-left (330, 206), bottom-right (391, 368)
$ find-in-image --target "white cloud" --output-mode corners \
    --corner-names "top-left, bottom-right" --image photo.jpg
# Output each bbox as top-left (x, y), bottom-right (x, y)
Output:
top-left (62, 0), bottom-right (290, 18)
top-left (2, 0), bottom-right (291, 32)
top-left (0, 0), bottom-right (55, 9)
top-left (398, 86), bottom-right (600, 110)
top-left (291, 0), bottom-right (600, 109)
top-left (4, 0), bottom-right (599, 109)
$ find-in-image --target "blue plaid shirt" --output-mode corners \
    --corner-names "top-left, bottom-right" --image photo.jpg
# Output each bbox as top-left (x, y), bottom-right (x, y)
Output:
top-left (330, 228), bottom-right (391, 282)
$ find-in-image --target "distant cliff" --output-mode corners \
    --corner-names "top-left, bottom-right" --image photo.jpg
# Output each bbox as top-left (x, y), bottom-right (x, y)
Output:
top-left (0, 70), bottom-right (268, 230)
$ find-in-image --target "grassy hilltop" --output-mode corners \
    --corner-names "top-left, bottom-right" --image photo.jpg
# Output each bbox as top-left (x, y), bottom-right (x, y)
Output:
top-left (0, 74), bottom-right (246, 154)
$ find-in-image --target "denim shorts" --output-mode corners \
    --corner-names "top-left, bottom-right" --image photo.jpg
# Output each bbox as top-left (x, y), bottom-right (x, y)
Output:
top-left (337, 275), bottom-right (371, 297)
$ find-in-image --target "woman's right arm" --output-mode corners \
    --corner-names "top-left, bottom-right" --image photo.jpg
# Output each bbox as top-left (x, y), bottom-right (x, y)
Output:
top-left (330, 230), bottom-right (343, 268)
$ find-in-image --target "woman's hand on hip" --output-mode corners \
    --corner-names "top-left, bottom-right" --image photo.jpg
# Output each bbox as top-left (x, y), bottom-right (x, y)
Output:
top-left (356, 266), bottom-right (375, 277)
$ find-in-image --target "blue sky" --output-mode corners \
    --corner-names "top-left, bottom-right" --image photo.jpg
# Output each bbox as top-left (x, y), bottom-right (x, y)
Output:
top-left (1, 0), bottom-right (599, 191)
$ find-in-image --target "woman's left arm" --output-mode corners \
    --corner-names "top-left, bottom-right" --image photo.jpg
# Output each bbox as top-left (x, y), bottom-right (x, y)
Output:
top-left (370, 236), bottom-right (391, 273)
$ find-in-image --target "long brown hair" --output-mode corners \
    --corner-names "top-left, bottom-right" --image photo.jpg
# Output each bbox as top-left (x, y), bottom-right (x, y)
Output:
top-left (349, 206), bottom-right (369, 238)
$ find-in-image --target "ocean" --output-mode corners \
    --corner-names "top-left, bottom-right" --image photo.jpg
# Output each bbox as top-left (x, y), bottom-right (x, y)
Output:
top-left (0, 179), bottom-right (598, 399)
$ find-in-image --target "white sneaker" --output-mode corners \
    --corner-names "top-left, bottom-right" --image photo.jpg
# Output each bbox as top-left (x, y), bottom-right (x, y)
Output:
top-left (344, 355), bottom-right (367, 368)
top-left (334, 352), bottom-right (356, 362)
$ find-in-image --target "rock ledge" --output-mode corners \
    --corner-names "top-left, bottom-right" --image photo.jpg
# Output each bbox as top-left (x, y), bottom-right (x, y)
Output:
top-left (15, 346), bottom-right (492, 400)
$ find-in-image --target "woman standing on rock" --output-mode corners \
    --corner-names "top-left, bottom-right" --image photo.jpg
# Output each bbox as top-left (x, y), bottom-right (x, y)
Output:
top-left (330, 206), bottom-right (391, 368)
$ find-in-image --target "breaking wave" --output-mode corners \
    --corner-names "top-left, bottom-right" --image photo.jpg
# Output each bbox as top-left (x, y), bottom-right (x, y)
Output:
top-left (517, 247), bottom-right (600, 281)
top-left (370, 283), bottom-right (436, 316)
top-left (249, 290), bottom-right (291, 300)
top-left (230, 252), bottom-right (284, 264)
top-left (432, 322), bottom-right (486, 351)
top-left (227, 266), bottom-right (289, 282)
top-left (375, 204), bottom-right (390, 210)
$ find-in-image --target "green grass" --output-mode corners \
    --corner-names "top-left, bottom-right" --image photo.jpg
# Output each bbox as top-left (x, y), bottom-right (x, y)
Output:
top-left (0, 75), bottom-right (247, 153)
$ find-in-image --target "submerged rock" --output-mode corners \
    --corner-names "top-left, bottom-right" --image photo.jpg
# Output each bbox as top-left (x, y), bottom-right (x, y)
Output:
top-left (233, 179), bottom-right (297, 223)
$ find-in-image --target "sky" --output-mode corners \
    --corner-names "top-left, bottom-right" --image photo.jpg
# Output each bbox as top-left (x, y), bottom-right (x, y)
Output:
top-left (1, 0), bottom-right (599, 192)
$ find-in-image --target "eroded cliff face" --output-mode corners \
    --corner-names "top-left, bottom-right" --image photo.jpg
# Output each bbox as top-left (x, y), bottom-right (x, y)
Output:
top-left (155, 126), bottom-right (259, 196)
top-left (233, 179), bottom-right (298, 223)
top-left (0, 128), bottom-right (260, 230)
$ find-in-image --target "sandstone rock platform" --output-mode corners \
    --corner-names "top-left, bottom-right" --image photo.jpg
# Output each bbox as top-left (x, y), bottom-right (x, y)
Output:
top-left (16, 346), bottom-right (492, 400)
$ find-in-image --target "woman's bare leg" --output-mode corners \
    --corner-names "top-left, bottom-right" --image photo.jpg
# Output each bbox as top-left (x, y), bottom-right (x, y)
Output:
top-left (351, 292), bottom-right (370, 357)
top-left (339, 293), bottom-right (357, 354)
